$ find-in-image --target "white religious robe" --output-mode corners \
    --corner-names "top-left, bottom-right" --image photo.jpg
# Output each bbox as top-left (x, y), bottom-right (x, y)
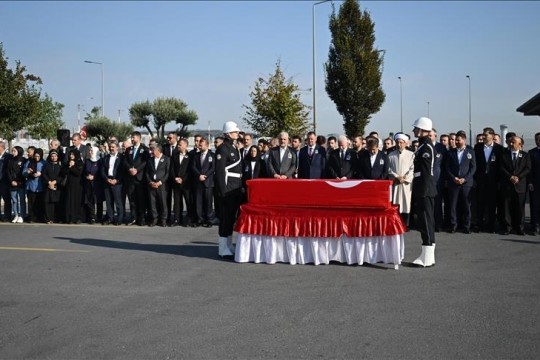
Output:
top-left (387, 148), bottom-right (415, 213)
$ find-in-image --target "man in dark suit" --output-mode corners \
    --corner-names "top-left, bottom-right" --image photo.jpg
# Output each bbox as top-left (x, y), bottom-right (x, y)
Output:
top-left (356, 136), bottom-right (389, 180)
top-left (123, 131), bottom-right (149, 226)
top-left (298, 131), bottom-right (327, 179)
top-left (528, 132), bottom-right (540, 235)
top-left (191, 138), bottom-right (215, 227)
top-left (326, 135), bottom-right (356, 179)
top-left (444, 131), bottom-right (476, 233)
top-left (267, 131), bottom-right (297, 179)
top-left (66, 133), bottom-right (89, 162)
top-left (170, 138), bottom-right (191, 226)
top-left (431, 128), bottom-right (448, 232)
top-left (146, 144), bottom-right (171, 227)
top-left (0, 141), bottom-right (12, 222)
top-left (186, 134), bottom-right (202, 227)
top-left (473, 127), bottom-right (504, 233)
top-left (500, 136), bottom-right (531, 235)
top-left (163, 132), bottom-right (178, 224)
top-left (100, 141), bottom-right (124, 225)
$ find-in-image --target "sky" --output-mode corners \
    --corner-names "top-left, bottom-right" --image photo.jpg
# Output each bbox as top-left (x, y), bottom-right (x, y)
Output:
top-left (1, 0), bottom-right (539, 144)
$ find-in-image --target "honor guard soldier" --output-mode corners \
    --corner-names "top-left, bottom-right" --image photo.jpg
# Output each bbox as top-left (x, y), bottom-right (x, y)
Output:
top-left (411, 117), bottom-right (437, 267)
top-left (215, 121), bottom-right (243, 257)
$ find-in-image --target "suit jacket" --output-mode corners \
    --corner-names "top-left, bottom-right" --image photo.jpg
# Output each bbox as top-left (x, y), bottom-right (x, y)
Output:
top-left (473, 142), bottom-right (504, 184)
top-left (145, 155), bottom-right (171, 186)
top-left (500, 149), bottom-right (531, 193)
top-left (298, 145), bottom-right (327, 179)
top-left (528, 147), bottom-right (540, 187)
top-left (191, 150), bottom-right (215, 188)
top-left (163, 143), bottom-right (177, 158)
top-left (170, 151), bottom-right (191, 185)
top-left (123, 144), bottom-right (149, 183)
top-left (434, 142), bottom-right (446, 184)
top-left (100, 153), bottom-right (124, 183)
top-left (267, 146), bottom-right (297, 179)
top-left (242, 157), bottom-right (262, 185)
top-left (444, 146), bottom-right (476, 187)
top-left (356, 151), bottom-right (389, 180)
top-left (326, 148), bottom-right (356, 179)
top-left (0, 151), bottom-right (12, 184)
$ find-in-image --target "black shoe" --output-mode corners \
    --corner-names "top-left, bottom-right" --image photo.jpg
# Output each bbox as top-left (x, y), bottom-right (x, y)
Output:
top-left (514, 230), bottom-right (525, 236)
top-left (500, 230), bottom-right (510, 235)
top-left (463, 228), bottom-right (471, 234)
top-left (102, 220), bottom-right (111, 225)
top-left (202, 222), bottom-right (212, 228)
top-left (149, 220), bottom-right (157, 227)
top-left (159, 221), bottom-right (167, 227)
top-left (448, 227), bottom-right (456, 234)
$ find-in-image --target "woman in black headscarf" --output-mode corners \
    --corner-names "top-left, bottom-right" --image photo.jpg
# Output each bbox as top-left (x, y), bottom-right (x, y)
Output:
top-left (7, 146), bottom-right (27, 223)
top-left (241, 145), bottom-right (262, 204)
top-left (61, 148), bottom-right (84, 224)
top-left (42, 149), bottom-right (63, 224)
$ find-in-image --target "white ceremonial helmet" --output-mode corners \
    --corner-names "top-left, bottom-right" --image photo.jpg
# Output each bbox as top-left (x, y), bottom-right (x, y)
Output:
top-left (412, 117), bottom-right (433, 131)
top-left (223, 121), bottom-right (241, 133)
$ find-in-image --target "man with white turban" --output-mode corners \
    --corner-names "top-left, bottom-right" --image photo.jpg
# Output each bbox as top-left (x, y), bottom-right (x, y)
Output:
top-left (387, 132), bottom-right (415, 226)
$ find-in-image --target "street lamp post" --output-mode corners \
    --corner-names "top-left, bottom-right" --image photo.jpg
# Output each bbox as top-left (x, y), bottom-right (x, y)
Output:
top-left (84, 60), bottom-right (104, 117)
top-left (466, 75), bottom-right (472, 141)
top-left (398, 76), bottom-right (403, 132)
top-left (77, 104), bottom-right (85, 132)
top-left (312, 0), bottom-right (331, 134)
top-left (427, 101), bottom-right (430, 118)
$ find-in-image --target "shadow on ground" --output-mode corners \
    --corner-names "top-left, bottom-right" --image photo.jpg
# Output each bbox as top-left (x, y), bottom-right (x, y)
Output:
top-left (54, 236), bottom-right (225, 260)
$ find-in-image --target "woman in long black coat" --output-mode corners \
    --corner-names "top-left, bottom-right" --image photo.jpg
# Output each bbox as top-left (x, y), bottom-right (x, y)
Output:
top-left (240, 145), bottom-right (262, 204)
top-left (83, 146), bottom-right (104, 223)
top-left (42, 149), bottom-right (63, 224)
top-left (61, 149), bottom-right (84, 224)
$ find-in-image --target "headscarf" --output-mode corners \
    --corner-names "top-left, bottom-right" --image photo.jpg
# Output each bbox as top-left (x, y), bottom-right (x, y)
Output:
top-left (246, 145), bottom-right (260, 161)
top-left (13, 146), bottom-right (24, 160)
top-left (89, 146), bottom-right (100, 162)
top-left (48, 150), bottom-right (59, 163)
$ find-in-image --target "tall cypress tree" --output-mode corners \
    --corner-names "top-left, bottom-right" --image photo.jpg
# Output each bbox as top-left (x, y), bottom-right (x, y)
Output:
top-left (325, 0), bottom-right (385, 138)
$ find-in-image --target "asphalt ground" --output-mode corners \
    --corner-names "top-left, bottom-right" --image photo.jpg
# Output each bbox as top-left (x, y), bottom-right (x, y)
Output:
top-left (0, 222), bottom-right (539, 360)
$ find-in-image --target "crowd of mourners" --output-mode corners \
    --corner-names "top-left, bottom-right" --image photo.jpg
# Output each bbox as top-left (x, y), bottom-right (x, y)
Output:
top-left (0, 126), bottom-right (539, 236)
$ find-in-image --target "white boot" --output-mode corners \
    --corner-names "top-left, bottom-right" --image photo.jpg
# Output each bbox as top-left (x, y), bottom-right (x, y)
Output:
top-left (413, 245), bottom-right (434, 267)
top-left (432, 243), bottom-right (436, 265)
top-left (219, 237), bottom-right (234, 257)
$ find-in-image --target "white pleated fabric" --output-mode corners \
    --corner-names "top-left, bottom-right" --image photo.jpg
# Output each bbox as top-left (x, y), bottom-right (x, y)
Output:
top-left (234, 233), bottom-right (404, 266)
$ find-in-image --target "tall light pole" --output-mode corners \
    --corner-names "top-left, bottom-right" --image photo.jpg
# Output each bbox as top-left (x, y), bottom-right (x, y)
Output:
top-left (427, 101), bottom-right (430, 118)
top-left (77, 104), bottom-right (85, 132)
top-left (117, 109), bottom-right (124, 123)
top-left (398, 76), bottom-right (403, 132)
top-left (84, 60), bottom-right (104, 117)
top-left (466, 75), bottom-right (472, 141)
top-left (312, 0), bottom-right (331, 134)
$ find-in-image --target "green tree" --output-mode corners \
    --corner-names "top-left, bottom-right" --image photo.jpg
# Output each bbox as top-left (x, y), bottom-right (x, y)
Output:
top-left (85, 116), bottom-right (134, 145)
top-left (325, 0), bottom-right (385, 138)
top-left (129, 97), bottom-right (198, 140)
top-left (0, 43), bottom-right (42, 146)
top-left (243, 59), bottom-right (311, 138)
top-left (26, 94), bottom-right (65, 140)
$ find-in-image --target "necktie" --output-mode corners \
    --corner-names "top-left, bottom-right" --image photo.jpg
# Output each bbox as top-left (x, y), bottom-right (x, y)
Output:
top-left (309, 147), bottom-right (313, 157)
top-left (341, 150), bottom-right (345, 160)
top-left (133, 146), bottom-right (138, 160)
top-left (201, 152), bottom-right (206, 167)
top-left (512, 153), bottom-right (517, 166)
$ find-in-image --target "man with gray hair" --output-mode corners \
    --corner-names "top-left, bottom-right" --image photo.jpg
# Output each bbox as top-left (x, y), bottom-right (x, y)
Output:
top-left (267, 131), bottom-right (297, 179)
top-left (326, 135), bottom-right (356, 179)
